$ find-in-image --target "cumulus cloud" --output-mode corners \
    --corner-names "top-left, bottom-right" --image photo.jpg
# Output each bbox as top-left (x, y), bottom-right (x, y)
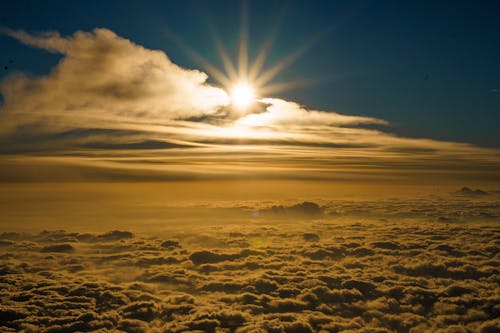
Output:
top-left (0, 28), bottom-right (230, 132)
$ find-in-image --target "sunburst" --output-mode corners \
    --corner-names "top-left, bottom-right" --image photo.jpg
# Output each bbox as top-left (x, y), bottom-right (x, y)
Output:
top-left (166, 3), bottom-right (324, 111)
top-left (230, 82), bottom-right (255, 109)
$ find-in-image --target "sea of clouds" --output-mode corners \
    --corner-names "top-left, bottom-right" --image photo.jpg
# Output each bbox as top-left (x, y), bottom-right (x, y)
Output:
top-left (1, 193), bottom-right (499, 332)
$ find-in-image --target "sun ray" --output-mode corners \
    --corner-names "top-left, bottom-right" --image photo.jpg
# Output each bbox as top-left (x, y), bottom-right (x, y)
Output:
top-left (255, 29), bottom-right (329, 88)
top-left (259, 77), bottom-right (319, 96)
top-left (214, 37), bottom-right (238, 83)
top-left (163, 28), bottom-right (231, 87)
top-left (238, 1), bottom-right (249, 81)
top-left (180, 7), bottom-right (239, 84)
top-left (207, 23), bottom-right (238, 82)
top-left (164, 2), bottom-right (328, 106)
top-left (247, 10), bottom-right (286, 83)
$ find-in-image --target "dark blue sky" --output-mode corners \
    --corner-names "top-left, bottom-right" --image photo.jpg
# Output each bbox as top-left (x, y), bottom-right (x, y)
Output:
top-left (1, 0), bottom-right (499, 147)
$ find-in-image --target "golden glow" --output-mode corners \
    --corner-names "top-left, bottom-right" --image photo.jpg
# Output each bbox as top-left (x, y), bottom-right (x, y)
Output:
top-left (231, 83), bottom-right (255, 109)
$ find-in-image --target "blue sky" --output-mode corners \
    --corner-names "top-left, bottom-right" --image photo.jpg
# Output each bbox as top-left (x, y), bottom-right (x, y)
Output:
top-left (1, 0), bottom-right (499, 147)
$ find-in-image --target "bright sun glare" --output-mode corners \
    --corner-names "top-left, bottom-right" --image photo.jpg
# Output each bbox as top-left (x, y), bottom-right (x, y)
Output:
top-left (175, 6), bottom-right (319, 112)
top-left (231, 83), bottom-right (255, 109)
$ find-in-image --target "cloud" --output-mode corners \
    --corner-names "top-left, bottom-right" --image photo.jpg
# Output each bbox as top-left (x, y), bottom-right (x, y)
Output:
top-left (40, 243), bottom-right (75, 253)
top-left (236, 98), bottom-right (387, 127)
top-left (0, 28), bottom-right (230, 133)
top-left (0, 28), bottom-right (499, 183)
top-left (96, 230), bottom-right (134, 241)
top-left (262, 201), bottom-right (324, 218)
top-left (0, 204), bottom-right (498, 332)
top-left (455, 187), bottom-right (489, 197)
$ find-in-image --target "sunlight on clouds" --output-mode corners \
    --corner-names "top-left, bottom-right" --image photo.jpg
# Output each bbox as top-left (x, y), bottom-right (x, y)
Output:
top-left (0, 28), bottom-right (499, 184)
top-left (0, 28), bottom-right (230, 124)
top-left (236, 98), bottom-right (387, 128)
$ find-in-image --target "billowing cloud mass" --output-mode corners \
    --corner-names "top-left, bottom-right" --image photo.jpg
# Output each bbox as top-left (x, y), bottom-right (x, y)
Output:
top-left (0, 194), bottom-right (499, 332)
top-left (0, 28), bottom-right (499, 182)
top-left (0, 28), bottom-right (229, 122)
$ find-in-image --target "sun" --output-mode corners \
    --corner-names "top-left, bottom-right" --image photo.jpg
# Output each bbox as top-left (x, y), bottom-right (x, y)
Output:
top-left (231, 82), bottom-right (255, 109)
top-left (173, 5), bottom-right (320, 108)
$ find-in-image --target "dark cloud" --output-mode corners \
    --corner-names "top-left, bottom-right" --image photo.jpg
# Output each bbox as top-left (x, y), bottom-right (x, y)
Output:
top-left (96, 230), bottom-right (134, 241)
top-left (160, 240), bottom-right (181, 249)
top-left (41, 243), bottom-right (75, 253)
top-left (302, 233), bottom-right (320, 242)
top-left (262, 201), bottom-right (324, 217)
top-left (455, 187), bottom-right (489, 197)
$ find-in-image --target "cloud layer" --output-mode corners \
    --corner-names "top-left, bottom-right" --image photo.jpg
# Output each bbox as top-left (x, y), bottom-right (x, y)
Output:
top-left (0, 195), bottom-right (499, 332)
top-left (0, 28), bottom-right (499, 183)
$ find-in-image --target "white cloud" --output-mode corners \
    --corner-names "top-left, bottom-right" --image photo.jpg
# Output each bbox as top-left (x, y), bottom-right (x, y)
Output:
top-left (0, 28), bottom-right (230, 131)
top-left (237, 98), bottom-right (387, 127)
